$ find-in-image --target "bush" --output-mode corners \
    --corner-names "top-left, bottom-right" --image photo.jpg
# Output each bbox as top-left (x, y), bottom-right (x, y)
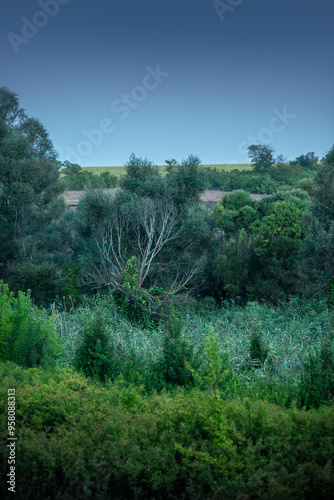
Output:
top-left (296, 177), bottom-right (316, 196)
top-left (10, 262), bottom-right (58, 306)
top-left (249, 330), bottom-right (269, 367)
top-left (61, 162), bottom-right (118, 190)
top-left (73, 310), bottom-right (146, 385)
top-left (98, 171), bottom-right (117, 188)
top-left (299, 338), bottom-right (334, 408)
top-left (214, 166), bottom-right (314, 195)
top-left (187, 324), bottom-right (234, 397)
top-left (59, 259), bottom-right (81, 307)
top-left (0, 281), bottom-right (61, 367)
top-left (152, 314), bottom-right (199, 389)
top-left (0, 363), bottom-right (333, 499)
top-left (73, 313), bottom-right (117, 382)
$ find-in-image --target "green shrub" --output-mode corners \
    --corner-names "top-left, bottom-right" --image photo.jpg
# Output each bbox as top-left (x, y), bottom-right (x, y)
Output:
top-left (10, 262), bottom-right (58, 306)
top-left (73, 313), bottom-right (116, 382)
top-left (187, 324), bottom-right (234, 397)
top-left (73, 310), bottom-right (146, 384)
top-left (59, 259), bottom-right (81, 307)
top-left (62, 162), bottom-right (118, 190)
top-left (0, 363), bottom-right (333, 499)
top-left (299, 338), bottom-right (334, 408)
top-left (296, 177), bottom-right (316, 196)
top-left (152, 314), bottom-right (199, 389)
top-left (98, 171), bottom-right (117, 188)
top-left (0, 281), bottom-right (61, 367)
top-left (249, 330), bottom-right (269, 367)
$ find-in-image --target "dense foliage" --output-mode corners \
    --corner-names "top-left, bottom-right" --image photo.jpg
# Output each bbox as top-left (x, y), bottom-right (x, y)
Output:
top-left (0, 87), bottom-right (70, 302)
top-left (200, 145), bottom-right (320, 195)
top-left (61, 161), bottom-right (118, 189)
top-left (0, 281), bottom-right (61, 367)
top-left (1, 88), bottom-right (333, 498)
top-left (1, 362), bottom-right (333, 499)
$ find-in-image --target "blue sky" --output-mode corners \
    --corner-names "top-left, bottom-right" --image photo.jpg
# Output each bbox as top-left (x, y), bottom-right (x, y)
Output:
top-left (1, 0), bottom-right (334, 166)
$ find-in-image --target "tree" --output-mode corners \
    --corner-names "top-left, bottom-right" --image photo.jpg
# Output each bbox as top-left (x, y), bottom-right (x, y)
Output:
top-left (257, 188), bottom-right (310, 217)
top-left (17, 117), bottom-right (58, 161)
top-left (0, 87), bottom-right (57, 162)
top-left (212, 191), bottom-right (258, 302)
top-left (290, 152), bottom-right (319, 169)
top-left (249, 192), bottom-right (310, 301)
top-left (165, 158), bottom-right (177, 168)
top-left (165, 154), bottom-right (207, 206)
top-left (212, 189), bottom-right (311, 302)
top-left (119, 153), bottom-right (165, 198)
top-left (85, 197), bottom-right (181, 291)
top-left (312, 145), bottom-right (334, 229)
top-left (0, 88), bottom-right (66, 286)
top-left (75, 190), bottom-right (207, 320)
top-left (248, 145), bottom-right (275, 173)
top-left (297, 215), bottom-right (334, 300)
top-left (297, 145), bottom-right (334, 299)
top-left (213, 191), bottom-right (258, 240)
top-left (275, 154), bottom-right (287, 164)
top-left (0, 87), bottom-right (26, 126)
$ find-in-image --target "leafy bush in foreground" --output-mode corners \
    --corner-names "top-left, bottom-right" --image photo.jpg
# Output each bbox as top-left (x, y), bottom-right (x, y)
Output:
top-left (0, 363), bottom-right (333, 499)
top-left (0, 281), bottom-right (61, 367)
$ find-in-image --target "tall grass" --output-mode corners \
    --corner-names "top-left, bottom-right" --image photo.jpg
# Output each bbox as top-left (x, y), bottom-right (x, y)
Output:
top-left (54, 296), bottom-right (334, 405)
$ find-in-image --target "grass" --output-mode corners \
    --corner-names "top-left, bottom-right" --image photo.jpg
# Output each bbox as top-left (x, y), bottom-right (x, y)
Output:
top-left (201, 163), bottom-right (252, 171)
top-left (55, 297), bottom-right (333, 393)
top-left (79, 163), bottom-right (253, 177)
top-left (185, 299), bottom-right (333, 383)
top-left (55, 299), bottom-right (162, 370)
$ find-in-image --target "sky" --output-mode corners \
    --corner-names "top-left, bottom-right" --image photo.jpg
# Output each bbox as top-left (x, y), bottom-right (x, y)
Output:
top-left (1, 0), bottom-right (334, 166)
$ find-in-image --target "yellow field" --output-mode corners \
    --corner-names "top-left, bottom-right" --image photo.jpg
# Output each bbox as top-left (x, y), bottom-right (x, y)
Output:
top-left (79, 164), bottom-right (252, 177)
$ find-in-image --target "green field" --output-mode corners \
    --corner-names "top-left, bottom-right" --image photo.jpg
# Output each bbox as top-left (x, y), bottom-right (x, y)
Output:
top-left (80, 163), bottom-right (253, 177)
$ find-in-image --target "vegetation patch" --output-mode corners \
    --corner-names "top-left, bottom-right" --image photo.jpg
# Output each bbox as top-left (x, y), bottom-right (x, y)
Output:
top-left (0, 362), bottom-right (333, 500)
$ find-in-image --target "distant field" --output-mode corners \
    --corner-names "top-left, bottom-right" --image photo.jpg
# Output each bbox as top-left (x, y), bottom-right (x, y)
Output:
top-left (79, 164), bottom-right (253, 177)
top-left (202, 163), bottom-right (252, 171)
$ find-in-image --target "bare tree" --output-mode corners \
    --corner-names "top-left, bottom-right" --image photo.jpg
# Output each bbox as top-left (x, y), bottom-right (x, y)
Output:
top-left (135, 198), bottom-right (181, 284)
top-left (82, 197), bottom-right (206, 317)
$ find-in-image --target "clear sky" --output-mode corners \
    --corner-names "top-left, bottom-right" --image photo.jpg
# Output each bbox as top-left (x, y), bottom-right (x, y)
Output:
top-left (1, 0), bottom-right (334, 166)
